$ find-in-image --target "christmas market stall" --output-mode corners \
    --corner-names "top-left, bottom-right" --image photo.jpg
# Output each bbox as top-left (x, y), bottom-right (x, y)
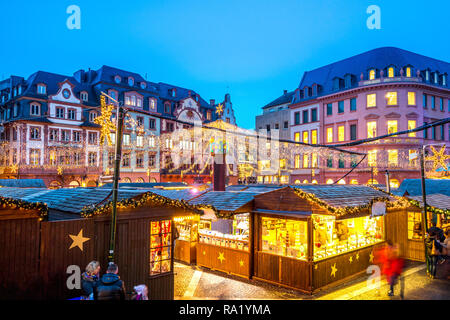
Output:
top-left (252, 185), bottom-right (411, 294)
top-left (0, 186), bottom-right (203, 300)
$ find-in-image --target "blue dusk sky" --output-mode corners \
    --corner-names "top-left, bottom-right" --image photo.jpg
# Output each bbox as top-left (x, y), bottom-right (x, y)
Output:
top-left (0, 0), bottom-right (449, 129)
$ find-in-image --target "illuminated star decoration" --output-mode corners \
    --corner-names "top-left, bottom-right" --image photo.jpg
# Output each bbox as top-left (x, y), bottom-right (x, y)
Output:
top-left (57, 166), bottom-right (63, 175)
top-left (239, 260), bottom-right (244, 267)
top-left (218, 252), bottom-right (225, 263)
top-left (215, 103), bottom-right (224, 116)
top-left (356, 253), bottom-right (360, 261)
top-left (94, 95), bottom-right (116, 146)
top-left (314, 264), bottom-right (318, 270)
top-left (330, 263), bottom-right (338, 277)
top-left (10, 163), bottom-right (18, 174)
top-left (425, 145), bottom-right (450, 172)
top-left (69, 229), bottom-right (90, 251)
top-left (349, 256), bottom-right (353, 263)
top-left (369, 252), bottom-right (374, 263)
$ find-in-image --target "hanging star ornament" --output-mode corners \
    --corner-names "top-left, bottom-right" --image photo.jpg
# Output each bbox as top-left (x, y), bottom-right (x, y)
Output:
top-left (215, 103), bottom-right (224, 116)
top-left (10, 163), bottom-right (18, 174)
top-left (94, 95), bottom-right (117, 146)
top-left (57, 166), bottom-right (63, 175)
top-left (425, 145), bottom-right (450, 172)
top-left (69, 229), bottom-right (90, 251)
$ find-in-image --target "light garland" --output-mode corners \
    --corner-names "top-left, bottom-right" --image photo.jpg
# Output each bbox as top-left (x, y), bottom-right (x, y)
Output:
top-left (94, 95), bottom-right (116, 146)
top-left (0, 196), bottom-right (48, 220)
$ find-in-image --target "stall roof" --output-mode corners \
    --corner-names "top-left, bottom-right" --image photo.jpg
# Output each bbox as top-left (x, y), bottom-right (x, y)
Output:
top-left (409, 194), bottom-right (450, 211)
top-left (393, 179), bottom-right (450, 197)
top-left (189, 191), bottom-right (259, 212)
top-left (292, 185), bottom-right (393, 208)
top-left (0, 179), bottom-right (46, 188)
top-left (98, 182), bottom-right (189, 189)
top-left (226, 185), bottom-right (284, 193)
top-left (148, 188), bottom-right (206, 201)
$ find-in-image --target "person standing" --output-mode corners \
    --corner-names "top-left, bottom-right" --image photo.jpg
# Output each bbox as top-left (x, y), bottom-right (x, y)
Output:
top-left (94, 263), bottom-right (126, 300)
top-left (131, 284), bottom-right (149, 300)
top-left (81, 261), bottom-right (100, 300)
top-left (425, 231), bottom-right (442, 279)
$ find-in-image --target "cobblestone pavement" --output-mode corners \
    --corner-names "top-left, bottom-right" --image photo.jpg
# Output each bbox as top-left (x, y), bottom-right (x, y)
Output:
top-left (174, 260), bottom-right (450, 300)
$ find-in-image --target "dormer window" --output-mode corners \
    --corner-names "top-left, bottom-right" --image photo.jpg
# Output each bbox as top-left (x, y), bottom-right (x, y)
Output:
top-left (443, 74), bottom-right (447, 86)
top-left (149, 98), bottom-right (156, 111)
top-left (37, 84), bottom-right (46, 94)
top-left (406, 67), bottom-right (412, 77)
top-left (388, 67), bottom-right (394, 78)
top-left (425, 70), bottom-right (430, 81)
top-left (114, 75), bottom-right (121, 84)
top-left (140, 81), bottom-right (146, 89)
top-left (30, 102), bottom-right (41, 116)
top-left (128, 77), bottom-right (134, 86)
top-left (13, 87), bottom-right (17, 97)
top-left (18, 86), bottom-right (22, 95)
top-left (171, 89), bottom-right (176, 97)
top-left (369, 69), bottom-right (376, 80)
top-left (164, 102), bottom-right (171, 114)
top-left (89, 112), bottom-right (97, 122)
top-left (434, 72), bottom-right (438, 84)
top-left (80, 91), bottom-right (88, 101)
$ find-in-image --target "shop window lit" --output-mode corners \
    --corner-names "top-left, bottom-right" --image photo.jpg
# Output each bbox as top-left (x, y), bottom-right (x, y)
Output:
top-left (294, 179), bottom-right (301, 185)
top-left (386, 92), bottom-right (397, 105)
top-left (369, 69), bottom-right (376, 80)
top-left (312, 179), bottom-right (318, 184)
top-left (388, 149), bottom-right (398, 167)
top-left (337, 179), bottom-right (346, 184)
top-left (327, 127), bottom-right (333, 143)
top-left (280, 159), bottom-right (287, 170)
top-left (408, 92), bottom-right (416, 105)
top-left (261, 217), bottom-right (308, 261)
top-left (388, 67), bottom-right (394, 78)
top-left (387, 120), bottom-right (398, 135)
top-left (407, 212), bottom-right (423, 240)
top-left (302, 180), bottom-right (309, 184)
top-left (368, 150), bottom-right (377, 167)
top-left (408, 120), bottom-right (416, 137)
top-left (350, 179), bottom-right (358, 184)
top-left (150, 220), bottom-right (172, 275)
top-left (409, 150), bottom-right (418, 166)
top-left (280, 176), bottom-right (289, 184)
top-left (258, 160), bottom-right (270, 170)
top-left (367, 179), bottom-right (378, 185)
top-left (367, 94), bottom-right (376, 108)
top-left (313, 215), bottom-right (384, 261)
top-left (390, 179), bottom-right (400, 189)
top-left (367, 121), bottom-right (377, 138)
top-left (338, 126), bottom-right (345, 142)
top-left (326, 179), bottom-right (334, 184)
top-left (199, 214), bottom-right (249, 251)
top-left (294, 132), bottom-right (300, 142)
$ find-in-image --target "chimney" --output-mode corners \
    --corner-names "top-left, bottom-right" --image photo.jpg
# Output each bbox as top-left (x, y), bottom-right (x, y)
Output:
top-left (213, 153), bottom-right (226, 191)
top-left (283, 90), bottom-right (287, 95)
top-left (210, 99), bottom-right (215, 106)
top-left (188, 90), bottom-right (191, 97)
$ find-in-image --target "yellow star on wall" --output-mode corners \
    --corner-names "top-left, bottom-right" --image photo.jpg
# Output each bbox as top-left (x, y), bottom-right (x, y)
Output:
top-left (349, 256), bottom-right (353, 263)
top-left (202, 250), bottom-right (206, 256)
top-left (69, 229), bottom-right (90, 251)
top-left (356, 253), bottom-right (360, 261)
top-left (215, 103), bottom-right (223, 116)
top-left (369, 252), bottom-right (374, 263)
top-left (314, 264), bottom-right (318, 270)
top-left (425, 145), bottom-right (450, 171)
top-left (330, 263), bottom-right (338, 277)
top-left (218, 252), bottom-right (225, 263)
top-left (239, 260), bottom-right (244, 267)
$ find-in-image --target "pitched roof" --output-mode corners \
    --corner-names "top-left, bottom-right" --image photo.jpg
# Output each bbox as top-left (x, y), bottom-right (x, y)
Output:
top-left (394, 179), bottom-right (450, 197)
top-left (263, 90), bottom-right (295, 109)
top-left (189, 191), bottom-right (258, 211)
top-left (0, 179), bottom-right (46, 188)
top-left (293, 47), bottom-right (450, 104)
top-left (409, 193), bottom-right (450, 211)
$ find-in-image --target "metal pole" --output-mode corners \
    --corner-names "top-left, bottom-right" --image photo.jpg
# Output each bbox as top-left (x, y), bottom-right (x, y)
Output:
top-left (385, 170), bottom-right (390, 193)
top-left (108, 105), bottom-right (125, 264)
top-left (419, 146), bottom-right (429, 272)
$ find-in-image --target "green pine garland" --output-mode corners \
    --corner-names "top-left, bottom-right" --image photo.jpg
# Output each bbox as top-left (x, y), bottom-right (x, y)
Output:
top-left (0, 196), bottom-right (48, 220)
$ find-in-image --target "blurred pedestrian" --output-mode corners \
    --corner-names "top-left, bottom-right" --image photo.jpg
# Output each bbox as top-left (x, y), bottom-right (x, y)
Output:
top-left (131, 284), bottom-right (149, 300)
top-left (81, 260), bottom-right (100, 300)
top-left (94, 263), bottom-right (126, 300)
top-left (386, 243), bottom-right (404, 297)
top-left (425, 231), bottom-right (443, 279)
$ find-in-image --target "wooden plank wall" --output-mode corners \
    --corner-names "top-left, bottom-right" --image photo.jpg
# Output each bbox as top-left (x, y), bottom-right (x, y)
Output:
top-left (254, 188), bottom-right (312, 212)
top-left (0, 217), bottom-right (41, 299)
top-left (197, 243), bottom-right (250, 278)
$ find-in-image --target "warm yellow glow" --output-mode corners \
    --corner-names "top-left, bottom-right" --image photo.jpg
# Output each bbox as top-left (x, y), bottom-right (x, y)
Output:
top-left (368, 150), bottom-right (377, 167)
top-left (367, 94), bottom-right (376, 108)
top-left (408, 91), bottom-right (416, 105)
top-left (280, 159), bottom-right (287, 170)
top-left (350, 179), bottom-right (358, 184)
top-left (303, 131), bottom-right (309, 144)
top-left (367, 179), bottom-right (379, 185)
top-left (388, 67), bottom-right (394, 78)
top-left (387, 120), bottom-right (398, 135)
top-left (294, 154), bottom-right (301, 169)
top-left (294, 132), bottom-right (300, 142)
top-left (338, 126), bottom-right (345, 142)
top-left (312, 179), bottom-right (318, 184)
top-left (311, 129), bottom-right (317, 144)
top-left (367, 121), bottom-right (377, 138)
top-left (408, 120), bottom-right (416, 137)
top-left (311, 153), bottom-right (318, 168)
top-left (303, 154), bottom-right (309, 168)
top-left (388, 149), bottom-right (398, 166)
top-left (327, 127), bottom-right (333, 143)
top-left (326, 179), bottom-right (334, 184)
top-left (369, 69), bottom-right (376, 80)
top-left (409, 149), bottom-right (418, 166)
top-left (337, 179), bottom-right (346, 184)
top-left (294, 179), bottom-right (301, 184)
top-left (390, 179), bottom-right (400, 189)
top-left (386, 91), bottom-right (397, 105)
top-left (406, 67), bottom-right (412, 78)
top-left (94, 95), bottom-right (116, 146)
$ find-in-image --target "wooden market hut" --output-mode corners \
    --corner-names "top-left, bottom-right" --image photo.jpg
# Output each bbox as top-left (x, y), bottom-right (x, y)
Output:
top-left (0, 187), bottom-right (203, 300)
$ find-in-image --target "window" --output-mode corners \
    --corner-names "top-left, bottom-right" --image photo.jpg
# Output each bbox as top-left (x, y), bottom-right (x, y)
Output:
top-left (303, 154), bottom-right (309, 168)
top-left (150, 98), bottom-right (156, 111)
top-left (350, 98), bottom-right (356, 111)
top-left (409, 149), bottom-right (418, 166)
top-left (294, 132), bottom-right (300, 142)
top-left (407, 212), bottom-right (423, 240)
top-left (88, 132), bottom-right (97, 144)
top-left (114, 75), bottom-right (121, 84)
top-left (294, 112), bottom-right (300, 124)
top-left (440, 125), bottom-right (445, 141)
top-left (367, 121), bottom-right (377, 138)
top-left (123, 134), bottom-right (130, 146)
top-left (431, 96), bottom-right (435, 109)
top-left (440, 98), bottom-right (444, 111)
top-left (136, 135), bottom-right (144, 147)
top-left (279, 159), bottom-right (287, 170)
top-left (350, 124), bottom-right (357, 140)
top-left (326, 103), bottom-right (332, 116)
top-left (388, 67), bottom-right (394, 78)
top-left (284, 121), bottom-right (289, 129)
top-left (386, 92), bottom-right (397, 105)
top-left (338, 100), bottom-right (344, 113)
top-left (327, 127), bottom-right (333, 143)
top-left (206, 111), bottom-right (211, 120)
top-left (423, 122), bottom-right (428, 139)
top-left (149, 118), bottom-right (156, 130)
top-left (369, 69), bottom-right (376, 80)
top-left (136, 153), bottom-right (144, 168)
top-left (387, 120), bottom-right (398, 135)
top-left (122, 153), bottom-right (130, 167)
top-left (128, 77), bottom-right (134, 86)
top-left (87, 152), bottom-right (97, 167)
top-left (388, 149), bottom-right (398, 167)
top-left (73, 131), bottom-right (81, 142)
top-left (406, 67), bottom-right (412, 78)
top-left (351, 155), bottom-right (357, 168)
top-left (56, 107), bottom-right (65, 118)
top-left (149, 154), bottom-right (156, 168)
top-left (30, 103), bottom-right (40, 116)
top-left (37, 84), bottom-right (46, 94)
top-left (311, 153), bottom-right (318, 168)
top-left (12, 128), bottom-right (17, 141)
top-left (136, 116), bottom-right (144, 126)
top-left (49, 129), bottom-right (58, 141)
top-left (13, 104), bottom-right (18, 117)
top-left (367, 94), bottom-right (376, 107)
top-left (150, 220), bottom-right (172, 275)
top-left (67, 109), bottom-right (76, 120)
top-left (408, 120), bottom-right (416, 137)
top-left (29, 149), bottom-right (40, 165)
top-left (302, 131), bottom-right (309, 144)
top-left (423, 93), bottom-right (428, 108)
top-left (311, 108), bottom-right (317, 122)
top-left (368, 150), bottom-right (377, 167)
top-left (80, 92), bottom-right (88, 101)
top-left (261, 217), bottom-right (308, 261)
top-left (30, 127), bottom-right (41, 140)
top-left (149, 136), bottom-right (155, 148)
top-left (89, 112), bottom-right (97, 122)
top-left (49, 150), bottom-right (56, 166)
top-left (311, 129), bottom-right (318, 144)
top-left (275, 123), bottom-right (279, 129)
top-left (61, 130), bottom-right (70, 142)
top-left (327, 155), bottom-right (333, 168)
top-left (338, 154), bottom-right (345, 168)
top-left (137, 98), bottom-right (143, 108)
top-left (338, 126), bottom-right (345, 141)
top-left (408, 92), bottom-right (416, 106)
top-left (302, 110), bottom-right (308, 124)
top-left (266, 124), bottom-right (270, 132)
top-left (294, 154), bottom-right (301, 169)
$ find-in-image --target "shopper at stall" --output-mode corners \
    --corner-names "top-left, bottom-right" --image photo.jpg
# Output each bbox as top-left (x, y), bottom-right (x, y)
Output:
top-left (131, 284), bottom-right (149, 300)
top-left (425, 231), bottom-right (443, 279)
top-left (81, 260), bottom-right (101, 300)
top-left (94, 263), bottom-right (126, 300)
